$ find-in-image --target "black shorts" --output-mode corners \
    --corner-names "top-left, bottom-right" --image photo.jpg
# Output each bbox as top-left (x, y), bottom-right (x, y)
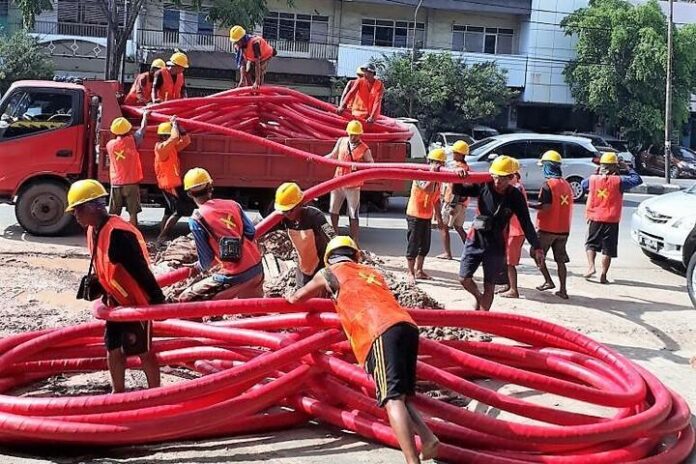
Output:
top-left (104, 321), bottom-right (151, 356)
top-left (459, 240), bottom-right (507, 285)
top-left (365, 322), bottom-right (419, 407)
top-left (585, 221), bottom-right (619, 258)
top-left (406, 215), bottom-right (432, 259)
top-left (539, 231), bottom-right (570, 263)
top-left (162, 187), bottom-right (194, 216)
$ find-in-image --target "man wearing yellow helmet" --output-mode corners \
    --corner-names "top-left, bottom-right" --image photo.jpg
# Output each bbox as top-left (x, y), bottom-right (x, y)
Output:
top-left (66, 179), bottom-right (162, 394)
top-left (152, 51), bottom-right (188, 103)
top-left (230, 25), bottom-right (276, 89)
top-left (154, 115), bottom-right (192, 245)
top-left (437, 140), bottom-right (470, 260)
top-left (325, 120), bottom-right (375, 242)
top-left (288, 236), bottom-right (440, 463)
top-left (453, 155), bottom-right (543, 311)
top-left (124, 58), bottom-right (166, 105)
top-left (581, 152), bottom-right (642, 283)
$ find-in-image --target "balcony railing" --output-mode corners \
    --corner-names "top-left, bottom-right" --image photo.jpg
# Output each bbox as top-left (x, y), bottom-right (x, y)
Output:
top-left (138, 28), bottom-right (338, 61)
top-left (31, 20), bottom-right (110, 38)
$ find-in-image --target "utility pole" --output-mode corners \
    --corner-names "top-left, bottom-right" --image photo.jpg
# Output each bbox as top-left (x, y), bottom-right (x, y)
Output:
top-left (104, 0), bottom-right (114, 79)
top-left (408, 0), bottom-right (423, 117)
top-left (664, 0), bottom-right (674, 184)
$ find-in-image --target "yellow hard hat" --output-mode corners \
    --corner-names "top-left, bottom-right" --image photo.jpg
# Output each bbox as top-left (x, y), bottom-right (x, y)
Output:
top-left (170, 52), bottom-right (189, 69)
top-left (110, 117), bottom-right (132, 135)
top-left (541, 150), bottom-right (562, 163)
top-left (230, 25), bottom-right (246, 42)
top-left (452, 140), bottom-right (470, 156)
top-left (274, 182), bottom-right (304, 212)
top-left (65, 179), bottom-right (108, 212)
top-left (489, 155), bottom-right (519, 176)
top-left (600, 152), bottom-right (618, 164)
top-left (427, 148), bottom-right (446, 163)
top-left (151, 58), bottom-right (166, 69)
top-left (324, 235), bottom-right (359, 265)
top-left (157, 122), bottom-right (173, 135)
top-left (356, 67), bottom-right (364, 76)
top-left (346, 120), bottom-right (363, 135)
top-left (183, 167), bottom-right (213, 192)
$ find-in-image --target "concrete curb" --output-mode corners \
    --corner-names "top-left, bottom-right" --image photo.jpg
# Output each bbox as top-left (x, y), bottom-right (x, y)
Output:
top-left (630, 183), bottom-right (683, 194)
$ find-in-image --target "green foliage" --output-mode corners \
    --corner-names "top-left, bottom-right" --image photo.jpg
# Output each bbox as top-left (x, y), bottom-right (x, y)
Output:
top-left (0, 29), bottom-right (54, 95)
top-left (373, 52), bottom-right (516, 139)
top-left (562, 0), bottom-right (696, 146)
top-left (11, 0), bottom-right (52, 28)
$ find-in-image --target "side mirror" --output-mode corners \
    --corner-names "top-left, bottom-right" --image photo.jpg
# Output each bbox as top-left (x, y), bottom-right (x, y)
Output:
top-left (487, 153), bottom-right (499, 162)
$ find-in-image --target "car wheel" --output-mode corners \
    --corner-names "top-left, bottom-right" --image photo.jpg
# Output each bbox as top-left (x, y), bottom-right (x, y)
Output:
top-left (641, 248), bottom-right (667, 262)
top-left (669, 166), bottom-right (680, 179)
top-left (567, 177), bottom-right (584, 201)
top-left (688, 252), bottom-right (696, 308)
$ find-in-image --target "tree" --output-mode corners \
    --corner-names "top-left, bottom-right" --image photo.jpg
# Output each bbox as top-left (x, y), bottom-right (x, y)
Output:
top-left (374, 52), bottom-right (516, 139)
top-left (0, 29), bottom-right (54, 95)
top-left (561, 0), bottom-right (696, 146)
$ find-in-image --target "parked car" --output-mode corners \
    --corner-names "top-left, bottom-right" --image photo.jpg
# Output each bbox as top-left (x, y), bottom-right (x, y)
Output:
top-left (464, 133), bottom-right (601, 201)
top-left (685, 224), bottom-right (696, 308)
top-left (636, 144), bottom-right (696, 178)
top-left (561, 132), bottom-right (635, 167)
top-left (631, 185), bottom-right (696, 263)
top-left (428, 132), bottom-right (475, 153)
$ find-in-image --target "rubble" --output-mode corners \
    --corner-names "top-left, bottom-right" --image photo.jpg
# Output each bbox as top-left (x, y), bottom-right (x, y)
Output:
top-left (258, 230), bottom-right (295, 261)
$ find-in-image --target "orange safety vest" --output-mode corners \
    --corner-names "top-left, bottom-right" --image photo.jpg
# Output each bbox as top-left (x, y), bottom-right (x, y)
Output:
top-left (106, 135), bottom-right (143, 186)
top-left (156, 68), bottom-right (185, 102)
top-left (407, 181), bottom-right (440, 220)
top-left (442, 160), bottom-right (469, 207)
top-left (124, 72), bottom-right (152, 105)
top-left (350, 78), bottom-right (384, 119)
top-left (197, 199), bottom-right (262, 276)
top-left (87, 216), bottom-right (152, 306)
top-left (330, 262), bottom-right (416, 365)
top-left (242, 36), bottom-right (275, 62)
top-left (154, 134), bottom-right (191, 190)
top-left (586, 175), bottom-right (622, 223)
top-left (508, 181), bottom-right (527, 237)
top-left (537, 178), bottom-right (573, 234)
top-left (334, 137), bottom-right (370, 188)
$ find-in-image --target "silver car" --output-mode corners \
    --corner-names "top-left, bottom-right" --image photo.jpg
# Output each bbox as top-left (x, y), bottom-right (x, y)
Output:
top-left (464, 133), bottom-right (601, 201)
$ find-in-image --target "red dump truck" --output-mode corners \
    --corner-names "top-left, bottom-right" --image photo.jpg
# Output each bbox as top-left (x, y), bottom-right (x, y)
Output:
top-left (0, 80), bottom-right (408, 236)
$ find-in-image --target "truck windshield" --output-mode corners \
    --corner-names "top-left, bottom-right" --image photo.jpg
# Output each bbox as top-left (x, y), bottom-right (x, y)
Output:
top-left (0, 90), bottom-right (73, 140)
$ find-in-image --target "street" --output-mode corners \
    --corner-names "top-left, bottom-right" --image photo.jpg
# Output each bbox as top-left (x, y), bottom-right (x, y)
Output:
top-left (0, 192), bottom-right (694, 463)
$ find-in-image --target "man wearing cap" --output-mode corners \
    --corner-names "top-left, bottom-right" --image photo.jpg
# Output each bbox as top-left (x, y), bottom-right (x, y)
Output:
top-left (230, 25), bottom-right (276, 89)
top-left (437, 140), bottom-right (470, 260)
top-left (124, 59), bottom-right (166, 106)
top-left (529, 150), bottom-right (574, 299)
top-left (154, 115), bottom-right (192, 245)
top-left (338, 63), bottom-right (384, 123)
top-left (66, 179), bottom-right (162, 394)
top-left (178, 168), bottom-right (264, 301)
top-left (325, 120), bottom-right (374, 243)
top-left (152, 51), bottom-right (189, 103)
top-left (454, 156), bottom-right (543, 311)
top-left (339, 67), bottom-right (365, 111)
top-left (406, 149), bottom-right (445, 284)
top-left (106, 111), bottom-right (149, 227)
top-left (581, 152), bottom-right (642, 283)
top-left (272, 182), bottom-right (336, 286)
top-left (288, 236), bottom-right (440, 463)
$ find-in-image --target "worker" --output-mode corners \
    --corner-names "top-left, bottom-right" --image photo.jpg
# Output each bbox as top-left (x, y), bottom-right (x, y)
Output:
top-left (495, 167), bottom-right (527, 299)
top-left (406, 148), bottom-right (445, 284)
top-left (287, 236), bottom-right (440, 464)
top-left (338, 63), bottom-right (384, 123)
top-left (230, 25), bottom-right (276, 90)
top-left (437, 140), bottom-right (470, 260)
top-left (339, 67), bottom-right (365, 109)
top-left (325, 120), bottom-right (374, 243)
top-left (152, 51), bottom-right (189, 103)
top-left (178, 168), bottom-right (264, 301)
top-left (124, 58), bottom-right (166, 106)
top-left (66, 179), bottom-right (161, 394)
top-left (454, 156), bottom-right (544, 311)
top-left (106, 112), bottom-right (149, 227)
top-left (582, 152), bottom-right (642, 283)
top-left (154, 115), bottom-right (191, 245)
top-left (272, 182), bottom-right (336, 286)
top-left (529, 150), bottom-right (574, 299)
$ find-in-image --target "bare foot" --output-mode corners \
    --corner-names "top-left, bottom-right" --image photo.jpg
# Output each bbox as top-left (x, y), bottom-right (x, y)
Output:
top-left (499, 290), bottom-right (519, 299)
top-left (555, 290), bottom-right (569, 300)
top-left (421, 437), bottom-right (440, 460)
top-left (536, 282), bottom-right (555, 291)
top-left (599, 274), bottom-right (609, 284)
top-left (495, 285), bottom-right (511, 295)
top-left (691, 356), bottom-right (696, 369)
top-left (584, 269), bottom-right (596, 279)
top-left (436, 253), bottom-right (452, 260)
top-left (407, 273), bottom-right (416, 285)
top-left (415, 271), bottom-right (432, 280)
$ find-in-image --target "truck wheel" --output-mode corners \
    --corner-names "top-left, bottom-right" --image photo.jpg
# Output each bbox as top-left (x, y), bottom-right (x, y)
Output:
top-left (15, 181), bottom-right (74, 236)
top-left (688, 252), bottom-right (696, 309)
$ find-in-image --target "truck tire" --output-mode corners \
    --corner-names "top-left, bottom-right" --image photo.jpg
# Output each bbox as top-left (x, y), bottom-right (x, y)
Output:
top-left (15, 181), bottom-right (74, 236)
top-left (688, 252), bottom-right (696, 309)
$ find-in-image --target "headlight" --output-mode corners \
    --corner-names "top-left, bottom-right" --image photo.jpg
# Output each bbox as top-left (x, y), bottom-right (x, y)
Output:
top-left (672, 215), bottom-right (696, 230)
top-left (636, 202), bottom-right (648, 218)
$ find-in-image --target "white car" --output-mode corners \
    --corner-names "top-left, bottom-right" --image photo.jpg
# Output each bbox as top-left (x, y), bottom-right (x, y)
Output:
top-left (464, 133), bottom-right (601, 200)
top-left (631, 185), bottom-right (696, 262)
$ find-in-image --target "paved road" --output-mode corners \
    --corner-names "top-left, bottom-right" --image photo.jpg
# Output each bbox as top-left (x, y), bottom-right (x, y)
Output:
top-left (640, 175), bottom-right (696, 189)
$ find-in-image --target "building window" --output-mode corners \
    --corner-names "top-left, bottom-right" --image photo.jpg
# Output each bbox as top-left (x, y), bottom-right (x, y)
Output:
top-left (263, 12), bottom-right (329, 43)
top-left (56, 0), bottom-right (125, 37)
top-left (163, 8), bottom-right (180, 44)
top-left (361, 19), bottom-right (424, 48)
top-left (452, 25), bottom-right (514, 54)
top-left (197, 13), bottom-right (213, 46)
top-left (0, 0), bottom-right (8, 17)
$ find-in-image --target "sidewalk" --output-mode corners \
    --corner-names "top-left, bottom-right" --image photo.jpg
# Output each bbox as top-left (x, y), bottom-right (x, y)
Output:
top-left (630, 175), bottom-right (694, 194)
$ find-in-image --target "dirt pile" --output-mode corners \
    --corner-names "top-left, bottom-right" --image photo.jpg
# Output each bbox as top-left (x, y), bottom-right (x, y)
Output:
top-left (259, 231), bottom-right (295, 261)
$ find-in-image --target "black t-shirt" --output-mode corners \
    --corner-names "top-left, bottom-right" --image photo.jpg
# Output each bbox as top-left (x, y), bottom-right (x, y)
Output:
top-left (277, 206), bottom-right (335, 275)
top-left (453, 182), bottom-right (540, 253)
top-left (107, 229), bottom-right (165, 304)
